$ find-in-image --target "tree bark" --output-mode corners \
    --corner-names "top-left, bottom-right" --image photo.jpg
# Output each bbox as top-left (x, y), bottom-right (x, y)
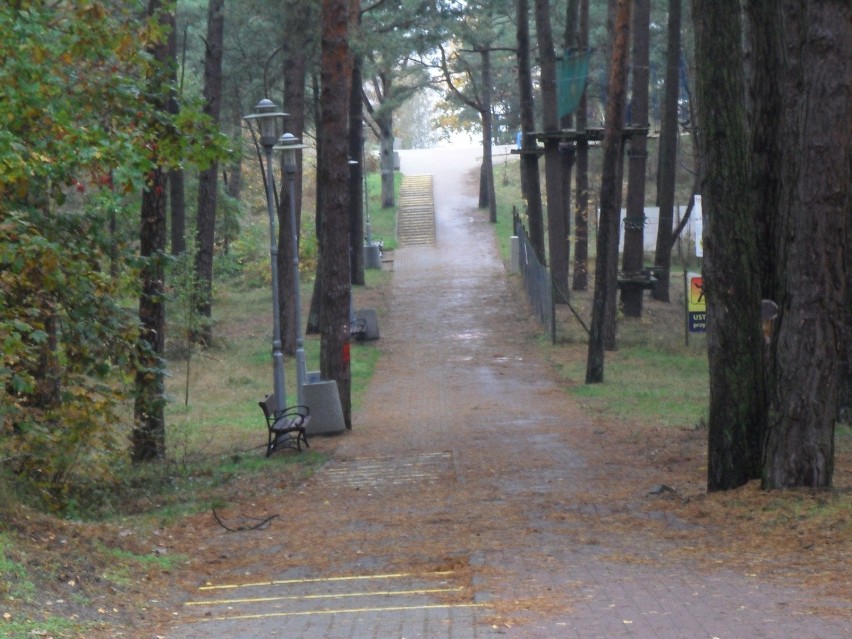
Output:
top-left (652, 0), bottom-right (681, 302)
top-left (280, 0), bottom-right (313, 353)
top-left (535, 0), bottom-right (570, 302)
top-left (692, 0), bottom-right (765, 490)
top-left (193, 0), bottom-right (225, 347)
top-left (166, 11), bottom-right (185, 256)
top-left (378, 104), bottom-right (395, 208)
top-left (349, 37), bottom-right (365, 285)
top-left (586, 0), bottom-right (631, 383)
top-left (318, 0), bottom-right (353, 427)
top-left (515, 0), bottom-right (545, 262)
top-left (762, 0), bottom-right (849, 489)
top-left (840, 203), bottom-right (851, 425)
top-left (620, 0), bottom-right (650, 318)
top-left (479, 47), bottom-right (497, 223)
top-left (307, 73), bottom-right (324, 336)
top-left (133, 0), bottom-right (170, 462)
top-left (558, 0), bottom-right (579, 288)
top-left (572, 0), bottom-right (590, 291)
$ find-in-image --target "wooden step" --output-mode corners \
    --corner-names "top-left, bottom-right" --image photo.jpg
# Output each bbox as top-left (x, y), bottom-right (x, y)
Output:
top-left (397, 174), bottom-right (436, 247)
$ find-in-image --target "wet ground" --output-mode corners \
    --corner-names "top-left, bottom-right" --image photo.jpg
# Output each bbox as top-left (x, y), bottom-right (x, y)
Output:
top-left (158, 146), bottom-right (850, 639)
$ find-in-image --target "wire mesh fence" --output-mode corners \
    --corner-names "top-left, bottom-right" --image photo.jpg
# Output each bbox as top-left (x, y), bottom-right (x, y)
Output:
top-left (513, 208), bottom-right (556, 344)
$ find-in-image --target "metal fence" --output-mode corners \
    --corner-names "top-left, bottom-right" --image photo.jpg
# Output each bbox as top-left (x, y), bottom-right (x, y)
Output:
top-left (513, 208), bottom-right (556, 344)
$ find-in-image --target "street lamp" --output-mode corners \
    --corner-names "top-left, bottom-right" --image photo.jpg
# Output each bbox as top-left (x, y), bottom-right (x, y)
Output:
top-left (274, 132), bottom-right (308, 405)
top-left (244, 99), bottom-right (288, 414)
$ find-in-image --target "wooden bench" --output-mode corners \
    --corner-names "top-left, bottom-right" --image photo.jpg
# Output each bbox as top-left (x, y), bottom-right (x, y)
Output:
top-left (258, 394), bottom-right (311, 456)
top-left (617, 271), bottom-right (658, 292)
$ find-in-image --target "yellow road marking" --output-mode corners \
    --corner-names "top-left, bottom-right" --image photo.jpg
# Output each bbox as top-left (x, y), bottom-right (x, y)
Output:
top-left (185, 586), bottom-right (464, 607)
top-left (202, 602), bottom-right (488, 622)
top-left (197, 570), bottom-right (456, 591)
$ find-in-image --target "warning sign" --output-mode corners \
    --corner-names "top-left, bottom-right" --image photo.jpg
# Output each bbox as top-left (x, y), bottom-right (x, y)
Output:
top-left (689, 312), bottom-right (706, 333)
top-left (687, 273), bottom-right (706, 333)
top-left (688, 275), bottom-right (705, 312)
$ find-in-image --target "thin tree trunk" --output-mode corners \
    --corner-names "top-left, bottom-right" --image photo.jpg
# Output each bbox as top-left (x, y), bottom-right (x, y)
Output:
top-left (572, 0), bottom-right (590, 291)
top-left (166, 11), bottom-right (185, 256)
top-left (558, 0), bottom-right (579, 290)
top-left (378, 108), bottom-right (395, 208)
top-left (133, 0), bottom-right (170, 462)
top-left (516, 0), bottom-right (545, 262)
top-left (620, 0), bottom-right (650, 317)
top-left (480, 48), bottom-right (497, 223)
top-left (349, 42), bottom-right (365, 285)
top-left (307, 73), bottom-right (323, 335)
top-left (652, 0), bottom-right (681, 302)
top-left (281, 2), bottom-right (311, 350)
top-left (535, 0), bottom-right (570, 303)
top-left (193, 0), bottom-right (225, 347)
top-left (586, 0), bottom-right (631, 383)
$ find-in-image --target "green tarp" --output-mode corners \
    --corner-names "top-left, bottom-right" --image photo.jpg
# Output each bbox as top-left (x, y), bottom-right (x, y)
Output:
top-left (558, 49), bottom-right (593, 118)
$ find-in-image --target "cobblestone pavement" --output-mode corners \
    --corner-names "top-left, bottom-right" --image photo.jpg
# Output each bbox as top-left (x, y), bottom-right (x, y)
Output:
top-left (162, 147), bottom-right (849, 639)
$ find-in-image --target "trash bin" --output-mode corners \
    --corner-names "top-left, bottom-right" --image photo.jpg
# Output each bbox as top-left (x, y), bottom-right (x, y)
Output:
top-left (364, 243), bottom-right (382, 269)
top-left (353, 309), bottom-right (379, 341)
top-left (303, 374), bottom-right (346, 435)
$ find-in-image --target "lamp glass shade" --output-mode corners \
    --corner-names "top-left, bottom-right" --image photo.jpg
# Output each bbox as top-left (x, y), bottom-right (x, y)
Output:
top-left (274, 132), bottom-right (306, 172)
top-left (243, 99), bottom-right (288, 144)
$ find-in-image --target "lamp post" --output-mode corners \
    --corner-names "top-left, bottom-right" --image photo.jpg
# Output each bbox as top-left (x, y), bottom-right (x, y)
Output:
top-left (274, 132), bottom-right (308, 405)
top-left (244, 99), bottom-right (288, 414)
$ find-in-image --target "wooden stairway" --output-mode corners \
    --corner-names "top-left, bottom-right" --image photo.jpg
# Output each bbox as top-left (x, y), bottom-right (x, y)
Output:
top-left (396, 175), bottom-right (436, 247)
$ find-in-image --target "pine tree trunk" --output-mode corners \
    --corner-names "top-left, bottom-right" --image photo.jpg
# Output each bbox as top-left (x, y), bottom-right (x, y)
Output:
top-left (652, 0), bottom-right (681, 302)
top-left (693, 0), bottom-right (765, 490)
top-left (318, 0), bottom-right (353, 427)
top-left (193, 0), bottom-right (225, 347)
top-left (762, 0), bottom-right (848, 489)
top-left (586, 0), bottom-right (631, 383)
top-left (282, 3), bottom-right (311, 348)
top-left (378, 110), bottom-right (395, 208)
top-left (620, 0), bottom-right (650, 318)
top-left (349, 47), bottom-right (365, 285)
top-left (166, 11), bottom-right (185, 256)
top-left (572, 0), bottom-right (590, 291)
top-left (479, 48), bottom-right (497, 223)
top-left (535, 0), bottom-right (570, 303)
top-left (132, 0), bottom-right (171, 462)
top-left (515, 0), bottom-right (545, 261)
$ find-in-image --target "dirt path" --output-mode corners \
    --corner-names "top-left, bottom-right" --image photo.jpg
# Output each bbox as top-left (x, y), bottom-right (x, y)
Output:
top-left (156, 147), bottom-right (849, 639)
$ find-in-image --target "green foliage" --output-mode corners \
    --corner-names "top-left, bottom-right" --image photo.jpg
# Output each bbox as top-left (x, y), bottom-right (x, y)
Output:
top-left (0, 212), bottom-right (138, 512)
top-left (0, 1), bottom-right (234, 511)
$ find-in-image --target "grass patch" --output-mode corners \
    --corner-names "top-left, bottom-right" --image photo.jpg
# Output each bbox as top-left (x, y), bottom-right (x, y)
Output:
top-left (0, 616), bottom-right (97, 639)
top-left (559, 345), bottom-right (708, 429)
top-left (365, 171), bottom-right (401, 250)
top-left (0, 532), bottom-right (35, 601)
top-left (493, 154), bottom-right (522, 265)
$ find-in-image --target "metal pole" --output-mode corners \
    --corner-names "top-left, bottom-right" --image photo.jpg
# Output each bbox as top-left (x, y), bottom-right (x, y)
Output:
top-left (285, 164), bottom-right (306, 405)
top-left (264, 144), bottom-right (286, 413)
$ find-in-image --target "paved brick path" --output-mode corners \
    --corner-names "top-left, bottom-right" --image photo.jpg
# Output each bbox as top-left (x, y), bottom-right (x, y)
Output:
top-left (163, 147), bottom-right (849, 639)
